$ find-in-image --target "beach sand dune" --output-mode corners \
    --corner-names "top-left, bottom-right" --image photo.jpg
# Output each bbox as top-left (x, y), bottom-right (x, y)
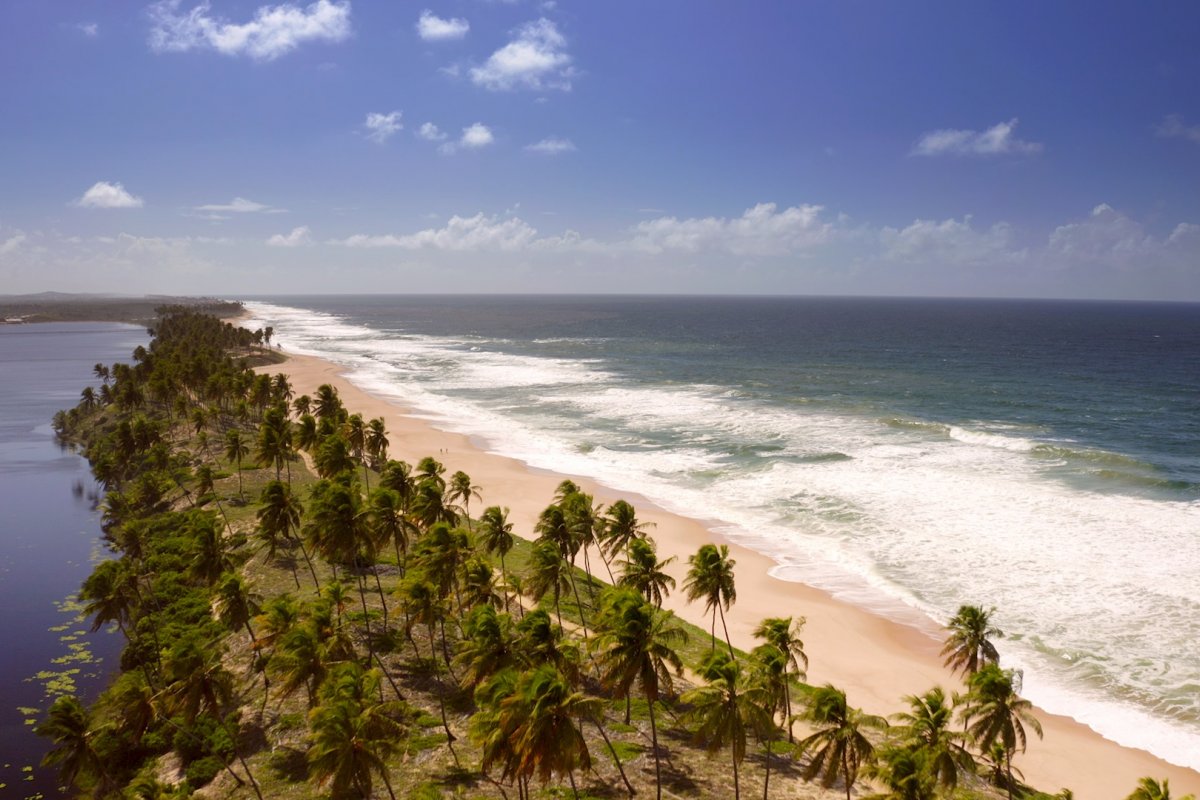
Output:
top-left (262, 349), bottom-right (1200, 799)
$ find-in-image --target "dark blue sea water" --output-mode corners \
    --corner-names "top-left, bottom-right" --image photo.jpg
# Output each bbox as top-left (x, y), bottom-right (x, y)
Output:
top-left (0, 322), bottom-right (145, 796)
top-left (242, 295), bottom-right (1200, 768)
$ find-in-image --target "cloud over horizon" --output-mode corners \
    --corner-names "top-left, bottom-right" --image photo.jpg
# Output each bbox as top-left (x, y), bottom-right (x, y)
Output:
top-left (76, 182), bottom-right (145, 209)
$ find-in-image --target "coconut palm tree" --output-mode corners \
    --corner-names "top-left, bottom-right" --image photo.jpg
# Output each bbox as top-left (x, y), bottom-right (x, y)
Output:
top-left (258, 479), bottom-right (316, 590)
top-left (535, 501), bottom-right (589, 635)
top-left (455, 604), bottom-right (517, 688)
top-left (1127, 778), bottom-right (1196, 800)
top-left (306, 478), bottom-right (377, 658)
top-left (314, 383), bottom-right (343, 422)
top-left (400, 575), bottom-right (457, 749)
top-left (941, 604), bottom-right (1003, 677)
top-left (224, 428), bottom-right (250, 500)
top-left (891, 686), bottom-right (975, 791)
top-left (36, 695), bottom-right (110, 793)
top-left (960, 664), bottom-right (1042, 800)
top-left (684, 543), bottom-right (737, 657)
top-left (602, 499), bottom-right (654, 565)
top-left (448, 470), bottom-right (482, 529)
top-left (527, 538), bottom-right (572, 631)
top-left (794, 684), bottom-right (887, 800)
top-left (307, 663), bottom-right (404, 800)
top-left (592, 587), bottom-right (687, 800)
top-left (618, 535), bottom-right (676, 608)
top-left (750, 646), bottom-right (787, 800)
top-left (501, 664), bottom-right (599, 798)
top-left (478, 506), bottom-right (515, 612)
top-left (752, 616), bottom-right (808, 741)
top-left (379, 459), bottom-right (416, 510)
top-left (682, 650), bottom-right (772, 800)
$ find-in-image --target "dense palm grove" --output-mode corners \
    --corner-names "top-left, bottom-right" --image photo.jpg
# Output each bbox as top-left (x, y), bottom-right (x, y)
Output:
top-left (41, 307), bottom-right (1186, 800)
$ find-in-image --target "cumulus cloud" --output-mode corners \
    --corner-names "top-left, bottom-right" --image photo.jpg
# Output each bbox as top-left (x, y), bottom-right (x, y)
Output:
top-left (76, 181), bottom-right (144, 209)
top-left (147, 0), bottom-right (351, 61)
top-left (438, 123), bottom-right (494, 154)
top-left (195, 197), bottom-right (284, 213)
top-left (629, 203), bottom-right (835, 256)
top-left (880, 216), bottom-right (1025, 265)
top-left (417, 122), bottom-right (447, 141)
top-left (525, 137), bottom-right (575, 154)
top-left (364, 111), bottom-right (403, 143)
top-left (416, 10), bottom-right (468, 41)
top-left (267, 226), bottom-right (313, 247)
top-left (0, 232), bottom-right (27, 255)
top-left (78, 22), bottom-right (99, 37)
top-left (912, 118), bottom-right (1043, 157)
top-left (469, 18), bottom-right (573, 91)
top-left (1157, 114), bottom-right (1200, 145)
top-left (339, 213), bottom-right (538, 250)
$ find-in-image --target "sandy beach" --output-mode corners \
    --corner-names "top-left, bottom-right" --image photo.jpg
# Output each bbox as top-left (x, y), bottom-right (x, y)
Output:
top-left (259, 347), bottom-right (1200, 799)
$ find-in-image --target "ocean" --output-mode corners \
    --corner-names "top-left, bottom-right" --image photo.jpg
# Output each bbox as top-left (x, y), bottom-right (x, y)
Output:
top-left (0, 322), bottom-right (144, 796)
top-left (241, 295), bottom-right (1200, 769)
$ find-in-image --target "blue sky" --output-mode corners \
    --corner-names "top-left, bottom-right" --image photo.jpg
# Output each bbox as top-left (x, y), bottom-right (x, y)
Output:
top-left (1, 1), bottom-right (1199, 299)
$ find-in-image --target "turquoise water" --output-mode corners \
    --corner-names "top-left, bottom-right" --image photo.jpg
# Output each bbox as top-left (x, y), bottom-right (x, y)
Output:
top-left (242, 295), bottom-right (1200, 768)
top-left (0, 322), bottom-right (144, 796)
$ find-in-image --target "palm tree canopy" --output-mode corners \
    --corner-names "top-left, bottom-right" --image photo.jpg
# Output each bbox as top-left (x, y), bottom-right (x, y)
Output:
top-left (960, 664), bottom-right (1042, 758)
top-left (794, 684), bottom-right (888, 794)
top-left (941, 604), bottom-right (1003, 676)
top-left (684, 543), bottom-right (737, 613)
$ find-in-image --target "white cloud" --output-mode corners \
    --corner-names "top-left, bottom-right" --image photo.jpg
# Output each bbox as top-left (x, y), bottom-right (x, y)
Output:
top-left (147, 0), bottom-right (351, 61)
top-left (195, 196), bottom-right (284, 213)
top-left (0, 232), bottom-right (27, 255)
top-left (76, 181), bottom-right (145, 209)
top-left (912, 118), bottom-right (1043, 157)
top-left (629, 203), bottom-right (835, 256)
top-left (78, 22), bottom-right (99, 37)
top-left (1157, 114), bottom-right (1200, 145)
top-left (880, 216), bottom-right (1025, 265)
top-left (469, 18), bottom-right (573, 91)
top-left (417, 122), bottom-right (447, 141)
top-left (525, 137), bottom-right (575, 154)
top-left (364, 111), bottom-right (403, 143)
top-left (416, 10), bottom-right (468, 41)
top-left (339, 213), bottom-right (537, 250)
top-left (439, 123), bottom-right (494, 154)
top-left (267, 226), bottom-right (313, 247)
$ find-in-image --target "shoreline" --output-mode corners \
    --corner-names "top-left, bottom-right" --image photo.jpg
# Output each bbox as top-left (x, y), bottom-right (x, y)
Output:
top-left (258, 346), bottom-right (1199, 797)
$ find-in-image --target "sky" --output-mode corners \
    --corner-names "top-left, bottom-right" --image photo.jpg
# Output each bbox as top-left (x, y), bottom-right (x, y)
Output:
top-left (1, 1), bottom-right (1199, 300)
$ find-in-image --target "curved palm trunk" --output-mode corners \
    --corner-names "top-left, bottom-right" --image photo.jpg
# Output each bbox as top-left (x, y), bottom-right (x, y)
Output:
top-left (371, 566), bottom-right (390, 630)
top-left (296, 538), bottom-right (321, 592)
top-left (427, 620), bottom-right (458, 762)
top-left (567, 568), bottom-right (589, 639)
top-left (355, 572), bottom-right (374, 663)
top-left (762, 726), bottom-right (772, 800)
top-left (499, 553), bottom-right (510, 614)
top-left (718, 603), bottom-right (736, 660)
top-left (731, 723), bottom-right (740, 800)
top-left (649, 697), bottom-right (662, 800)
top-left (591, 715), bottom-right (636, 797)
top-left (842, 750), bottom-right (852, 800)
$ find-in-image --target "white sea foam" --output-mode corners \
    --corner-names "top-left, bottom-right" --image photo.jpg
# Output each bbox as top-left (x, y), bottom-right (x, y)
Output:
top-left (245, 301), bottom-right (1200, 770)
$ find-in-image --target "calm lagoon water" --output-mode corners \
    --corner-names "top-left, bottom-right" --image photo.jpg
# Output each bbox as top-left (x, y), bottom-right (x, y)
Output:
top-left (0, 322), bottom-right (145, 796)
top-left (243, 294), bottom-right (1200, 770)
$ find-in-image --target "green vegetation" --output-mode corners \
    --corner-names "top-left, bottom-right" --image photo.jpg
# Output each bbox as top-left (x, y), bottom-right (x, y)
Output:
top-left (40, 306), bottom-right (1173, 800)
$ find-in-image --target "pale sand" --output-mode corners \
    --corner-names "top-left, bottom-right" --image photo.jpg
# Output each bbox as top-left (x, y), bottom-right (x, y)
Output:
top-left (261, 349), bottom-right (1199, 798)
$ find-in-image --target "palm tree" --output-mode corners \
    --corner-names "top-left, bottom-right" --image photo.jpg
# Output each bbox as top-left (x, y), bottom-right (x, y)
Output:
top-left (535, 501), bottom-right (589, 635)
top-left (365, 417), bottom-right (388, 467)
top-left (794, 684), bottom-right (887, 800)
top-left (891, 686), bottom-right (975, 791)
top-left (750, 646), bottom-right (787, 800)
top-left (1127, 778), bottom-right (1196, 800)
top-left (618, 535), bottom-right (676, 608)
top-left (258, 479), bottom-right (317, 590)
top-left (527, 538), bottom-right (572, 631)
top-left (501, 664), bottom-right (599, 798)
top-left (684, 543), bottom-right (737, 658)
top-left (941, 604), bottom-right (1003, 677)
top-left (603, 499), bottom-right (654, 566)
top-left (306, 478), bottom-right (376, 658)
top-left (592, 587), bottom-right (687, 800)
top-left (455, 604), bottom-right (517, 688)
top-left (400, 575), bottom-right (457, 749)
top-left (478, 506), bottom-right (515, 612)
top-left (379, 459), bottom-right (416, 510)
top-left (36, 695), bottom-right (110, 793)
top-left (224, 428), bottom-right (250, 500)
top-left (314, 383), bottom-right (343, 422)
top-left (448, 470), bottom-right (482, 529)
top-left (681, 650), bottom-right (772, 800)
top-left (344, 413), bottom-right (370, 488)
top-left (752, 616), bottom-right (808, 741)
top-left (307, 663), bottom-right (404, 800)
top-left (960, 664), bottom-right (1042, 800)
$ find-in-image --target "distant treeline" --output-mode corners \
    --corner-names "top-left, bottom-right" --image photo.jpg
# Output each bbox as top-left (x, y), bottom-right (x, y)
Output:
top-left (0, 295), bottom-right (242, 325)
